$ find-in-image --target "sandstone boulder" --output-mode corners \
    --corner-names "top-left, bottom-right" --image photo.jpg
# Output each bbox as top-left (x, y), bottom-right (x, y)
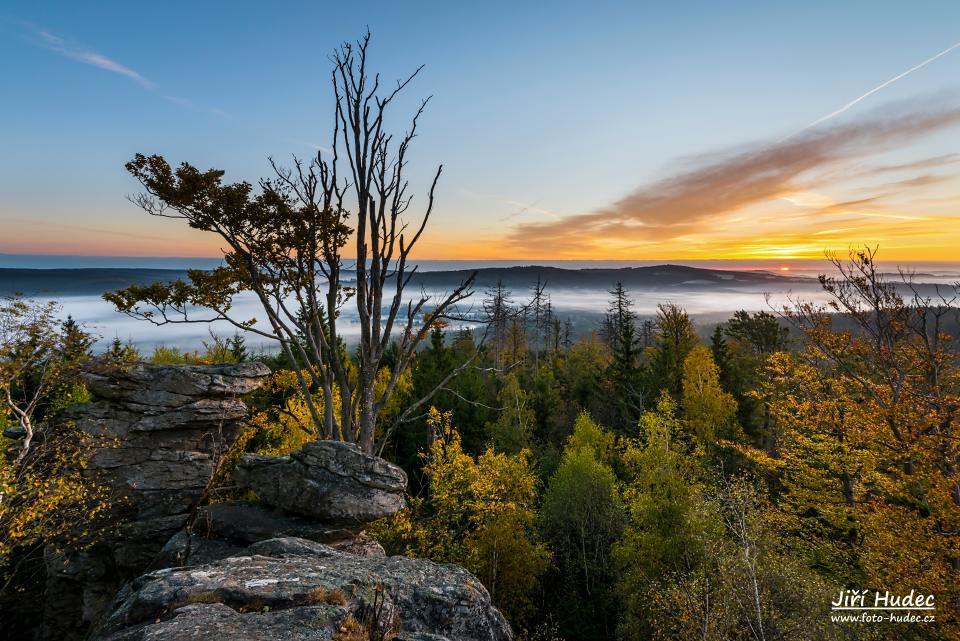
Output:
top-left (94, 537), bottom-right (512, 641)
top-left (234, 440), bottom-right (407, 526)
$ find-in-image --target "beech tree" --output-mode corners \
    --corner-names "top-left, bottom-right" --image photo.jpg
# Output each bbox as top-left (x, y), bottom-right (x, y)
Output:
top-left (106, 33), bottom-right (475, 453)
top-left (681, 345), bottom-right (738, 445)
top-left (762, 247), bottom-right (960, 631)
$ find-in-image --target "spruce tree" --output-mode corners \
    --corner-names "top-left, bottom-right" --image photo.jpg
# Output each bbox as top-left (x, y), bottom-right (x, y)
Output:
top-left (604, 283), bottom-right (643, 430)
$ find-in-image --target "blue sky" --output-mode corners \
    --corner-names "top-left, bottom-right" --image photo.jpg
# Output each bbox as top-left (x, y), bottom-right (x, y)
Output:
top-left (1, 1), bottom-right (959, 259)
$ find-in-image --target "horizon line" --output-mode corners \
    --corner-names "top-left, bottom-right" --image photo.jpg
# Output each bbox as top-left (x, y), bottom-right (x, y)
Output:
top-left (2, 252), bottom-right (960, 265)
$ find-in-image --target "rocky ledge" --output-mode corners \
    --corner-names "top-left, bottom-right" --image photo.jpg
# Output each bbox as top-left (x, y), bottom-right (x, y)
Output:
top-left (95, 537), bottom-right (511, 641)
top-left (40, 362), bottom-right (511, 641)
top-left (43, 361), bottom-right (272, 641)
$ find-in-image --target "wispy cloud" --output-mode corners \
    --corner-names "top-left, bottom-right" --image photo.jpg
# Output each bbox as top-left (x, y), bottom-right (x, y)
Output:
top-left (870, 153), bottom-right (960, 174)
top-left (163, 95), bottom-right (193, 107)
top-left (36, 30), bottom-right (154, 89)
top-left (505, 101), bottom-right (960, 255)
top-left (285, 139), bottom-right (334, 155)
top-left (500, 200), bottom-right (557, 222)
top-left (28, 26), bottom-right (231, 118)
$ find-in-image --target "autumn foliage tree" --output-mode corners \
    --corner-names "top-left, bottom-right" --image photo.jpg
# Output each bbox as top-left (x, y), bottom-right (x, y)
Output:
top-left (681, 345), bottom-right (738, 446)
top-left (540, 412), bottom-right (625, 639)
top-left (762, 247), bottom-right (960, 636)
top-left (0, 300), bottom-right (109, 605)
top-left (373, 408), bottom-right (550, 627)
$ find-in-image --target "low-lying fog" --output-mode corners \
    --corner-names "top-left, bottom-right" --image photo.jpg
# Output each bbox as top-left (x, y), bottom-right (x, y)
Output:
top-left (44, 282), bottom-right (836, 352)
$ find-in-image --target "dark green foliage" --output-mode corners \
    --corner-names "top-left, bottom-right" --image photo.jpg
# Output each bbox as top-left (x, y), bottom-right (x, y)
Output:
top-left (647, 303), bottom-right (698, 397)
top-left (390, 327), bottom-right (494, 491)
top-left (228, 333), bottom-right (248, 362)
top-left (725, 310), bottom-right (789, 354)
top-left (540, 414), bottom-right (625, 641)
top-left (602, 283), bottom-right (644, 432)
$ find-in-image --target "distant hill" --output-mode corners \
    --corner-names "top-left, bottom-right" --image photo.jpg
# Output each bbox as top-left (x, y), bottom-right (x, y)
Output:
top-left (0, 264), bottom-right (806, 297)
top-left (405, 264), bottom-right (804, 291)
top-left (0, 268), bottom-right (190, 296)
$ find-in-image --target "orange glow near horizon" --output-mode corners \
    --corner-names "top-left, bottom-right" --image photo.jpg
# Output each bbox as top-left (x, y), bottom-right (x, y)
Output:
top-left (5, 185), bottom-right (960, 262)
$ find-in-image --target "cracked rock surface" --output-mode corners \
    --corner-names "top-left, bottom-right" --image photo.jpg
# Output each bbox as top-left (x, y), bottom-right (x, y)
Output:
top-left (94, 537), bottom-right (512, 641)
top-left (37, 363), bottom-right (512, 641)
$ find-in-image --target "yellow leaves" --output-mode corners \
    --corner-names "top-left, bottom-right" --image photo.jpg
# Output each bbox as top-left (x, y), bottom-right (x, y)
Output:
top-left (0, 425), bottom-right (114, 572)
top-left (719, 439), bottom-right (784, 472)
top-left (372, 408), bottom-right (548, 626)
top-left (265, 367), bottom-right (309, 392)
top-left (760, 304), bottom-right (960, 633)
top-left (565, 410), bottom-right (617, 466)
top-left (681, 345), bottom-right (738, 444)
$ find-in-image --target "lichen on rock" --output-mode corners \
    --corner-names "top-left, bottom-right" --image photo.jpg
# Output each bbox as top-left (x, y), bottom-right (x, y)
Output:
top-left (94, 537), bottom-right (512, 641)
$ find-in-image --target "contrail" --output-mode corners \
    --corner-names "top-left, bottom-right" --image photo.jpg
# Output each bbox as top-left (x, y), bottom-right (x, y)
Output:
top-left (790, 40), bottom-right (960, 137)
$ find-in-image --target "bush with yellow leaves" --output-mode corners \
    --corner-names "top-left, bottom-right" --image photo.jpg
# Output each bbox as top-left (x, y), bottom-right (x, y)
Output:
top-left (371, 407), bottom-right (549, 628)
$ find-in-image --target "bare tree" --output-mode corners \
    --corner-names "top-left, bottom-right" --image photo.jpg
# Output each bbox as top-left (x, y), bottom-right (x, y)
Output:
top-left (107, 32), bottom-right (475, 453)
top-left (482, 281), bottom-right (513, 369)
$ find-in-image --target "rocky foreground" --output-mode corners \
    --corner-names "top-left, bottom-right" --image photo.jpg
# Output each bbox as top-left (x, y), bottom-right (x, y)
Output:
top-left (40, 362), bottom-right (511, 641)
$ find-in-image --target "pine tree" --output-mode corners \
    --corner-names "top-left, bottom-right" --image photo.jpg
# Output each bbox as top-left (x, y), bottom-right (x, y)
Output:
top-left (709, 325), bottom-right (731, 387)
top-left (61, 315), bottom-right (94, 361)
top-left (228, 333), bottom-right (248, 362)
top-left (604, 283), bottom-right (644, 430)
top-left (528, 277), bottom-right (548, 367)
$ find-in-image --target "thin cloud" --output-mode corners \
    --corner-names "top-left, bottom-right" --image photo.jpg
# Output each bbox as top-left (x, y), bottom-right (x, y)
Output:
top-left (163, 95), bottom-right (193, 107)
top-left (286, 139), bottom-right (334, 155)
top-left (791, 40), bottom-right (960, 136)
top-left (506, 102), bottom-right (960, 253)
top-left (28, 27), bottom-right (231, 118)
top-left (879, 174), bottom-right (952, 190)
top-left (36, 30), bottom-right (154, 89)
top-left (499, 200), bottom-right (557, 222)
top-left (870, 153), bottom-right (960, 173)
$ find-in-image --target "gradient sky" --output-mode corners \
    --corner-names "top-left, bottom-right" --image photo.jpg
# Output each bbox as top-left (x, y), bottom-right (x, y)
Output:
top-left (2, 1), bottom-right (959, 260)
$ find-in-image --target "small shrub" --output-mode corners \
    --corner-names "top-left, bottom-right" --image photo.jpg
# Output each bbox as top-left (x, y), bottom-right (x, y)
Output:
top-left (333, 616), bottom-right (366, 641)
top-left (307, 587), bottom-right (348, 607)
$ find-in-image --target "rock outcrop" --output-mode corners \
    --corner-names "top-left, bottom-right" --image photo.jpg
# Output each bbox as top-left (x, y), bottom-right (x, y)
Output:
top-left (42, 362), bottom-right (271, 641)
top-left (94, 537), bottom-right (512, 641)
top-left (234, 440), bottom-right (407, 525)
top-left (37, 362), bottom-right (512, 641)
